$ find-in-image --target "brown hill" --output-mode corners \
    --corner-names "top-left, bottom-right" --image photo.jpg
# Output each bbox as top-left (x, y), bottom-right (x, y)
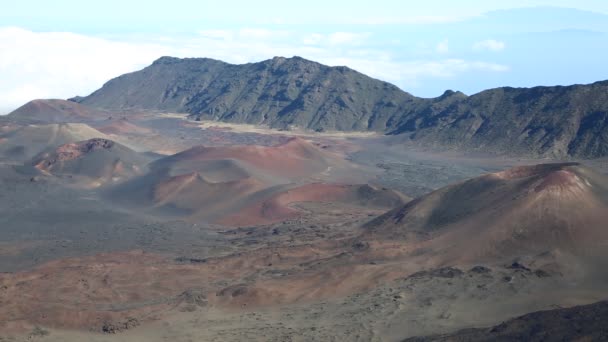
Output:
top-left (30, 138), bottom-right (150, 187)
top-left (219, 183), bottom-right (409, 226)
top-left (106, 138), bottom-right (370, 223)
top-left (0, 123), bottom-right (111, 161)
top-left (6, 99), bottom-right (109, 123)
top-left (94, 118), bottom-right (153, 135)
top-left (151, 172), bottom-right (267, 220)
top-left (366, 163), bottom-right (608, 264)
top-left (155, 137), bottom-right (334, 182)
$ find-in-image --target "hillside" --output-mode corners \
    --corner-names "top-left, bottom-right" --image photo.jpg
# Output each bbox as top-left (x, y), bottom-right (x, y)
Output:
top-left (31, 138), bottom-right (150, 187)
top-left (391, 82), bottom-right (608, 158)
top-left (405, 300), bottom-right (608, 342)
top-left (366, 163), bottom-right (608, 263)
top-left (7, 99), bottom-right (110, 123)
top-left (104, 137), bottom-right (370, 223)
top-left (0, 123), bottom-right (111, 161)
top-left (73, 56), bottom-right (420, 132)
top-left (72, 56), bottom-right (608, 158)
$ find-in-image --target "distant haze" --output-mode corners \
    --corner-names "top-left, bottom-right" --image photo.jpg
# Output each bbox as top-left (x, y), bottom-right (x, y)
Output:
top-left (1, 2), bottom-right (607, 111)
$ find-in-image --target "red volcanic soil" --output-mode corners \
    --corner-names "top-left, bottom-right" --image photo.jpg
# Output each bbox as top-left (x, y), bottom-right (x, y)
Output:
top-left (30, 138), bottom-right (149, 186)
top-left (366, 163), bottom-right (608, 263)
top-left (152, 172), bottom-right (265, 215)
top-left (493, 162), bottom-right (580, 180)
top-left (33, 138), bottom-right (115, 171)
top-left (0, 251), bottom-right (185, 332)
top-left (0, 244), bottom-right (347, 333)
top-left (109, 136), bottom-right (371, 223)
top-left (533, 169), bottom-right (579, 192)
top-left (3, 163), bottom-right (607, 335)
top-left (109, 135), bottom-right (378, 223)
top-left (163, 137), bottom-right (333, 179)
top-left (220, 183), bottom-right (407, 226)
top-left (0, 242), bottom-right (427, 336)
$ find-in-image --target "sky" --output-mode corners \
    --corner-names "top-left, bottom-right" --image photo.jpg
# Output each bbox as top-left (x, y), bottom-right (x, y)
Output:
top-left (1, 0), bottom-right (608, 113)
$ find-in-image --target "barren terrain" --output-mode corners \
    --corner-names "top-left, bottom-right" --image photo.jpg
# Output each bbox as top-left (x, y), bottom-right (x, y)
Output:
top-left (1, 102), bottom-right (607, 341)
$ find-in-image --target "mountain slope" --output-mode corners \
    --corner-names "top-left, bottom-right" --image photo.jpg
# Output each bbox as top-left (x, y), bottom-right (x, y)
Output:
top-left (366, 163), bottom-right (608, 263)
top-left (104, 137), bottom-right (363, 222)
top-left (219, 183), bottom-right (408, 226)
top-left (404, 300), bottom-right (608, 342)
top-left (7, 99), bottom-right (109, 123)
top-left (31, 138), bottom-right (150, 187)
top-left (391, 82), bottom-right (608, 158)
top-left (0, 123), bottom-right (111, 161)
top-left (74, 56), bottom-right (420, 132)
top-left (73, 56), bottom-right (608, 158)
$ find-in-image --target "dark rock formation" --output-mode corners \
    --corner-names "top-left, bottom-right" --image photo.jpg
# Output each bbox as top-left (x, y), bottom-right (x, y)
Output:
top-left (72, 56), bottom-right (608, 158)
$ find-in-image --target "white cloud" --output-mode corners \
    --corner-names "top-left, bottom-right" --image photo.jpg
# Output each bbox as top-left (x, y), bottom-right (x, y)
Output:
top-left (436, 39), bottom-right (449, 54)
top-left (198, 29), bottom-right (234, 41)
top-left (0, 27), bottom-right (169, 112)
top-left (473, 39), bottom-right (506, 52)
top-left (324, 58), bottom-right (508, 89)
top-left (237, 28), bottom-right (289, 40)
top-left (327, 32), bottom-right (370, 45)
top-left (300, 32), bottom-right (370, 46)
top-left (302, 33), bottom-right (323, 45)
top-left (0, 27), bottom-right (509, 112)
top-left (334, 15), bottom-right (473, 25)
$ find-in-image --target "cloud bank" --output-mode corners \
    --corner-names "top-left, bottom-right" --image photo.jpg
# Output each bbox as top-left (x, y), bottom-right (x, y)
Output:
top-left (0, 27), bottom-right (169, 113)
top-left (0, 27), bottom-right (509, 113)
top-left (473, 39), bottom-right (506, 52)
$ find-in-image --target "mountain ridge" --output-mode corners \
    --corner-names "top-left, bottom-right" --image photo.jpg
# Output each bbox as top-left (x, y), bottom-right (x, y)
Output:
top-left (64, 56), bottom-right (608, 158)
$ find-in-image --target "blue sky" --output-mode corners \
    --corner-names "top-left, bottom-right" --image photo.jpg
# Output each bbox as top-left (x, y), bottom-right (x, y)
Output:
top-left (1, 1), bottom-right (608, 113)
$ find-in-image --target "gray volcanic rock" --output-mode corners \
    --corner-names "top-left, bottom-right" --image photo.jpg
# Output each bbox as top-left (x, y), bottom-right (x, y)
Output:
top-left (0, 123), bottom-right (111, 162)
top-left (7, 99), bottom-right (110, 124)
top-left (391, 81), bottom-right (608, 158)
top-left (73, 56), bottom-right (608, 158)
top-left (74, 56), bottom-right (421, 132)
top-left (404, 300), bottom-right (608, 342)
